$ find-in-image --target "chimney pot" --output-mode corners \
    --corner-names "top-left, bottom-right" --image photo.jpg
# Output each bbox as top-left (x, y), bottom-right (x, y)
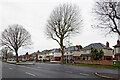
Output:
top-left (106, 42), bottom-right (109, 48)
top-left (77, 45), bottom-right (81, 50)
top-left (117, 40), bottom-right (120, 45)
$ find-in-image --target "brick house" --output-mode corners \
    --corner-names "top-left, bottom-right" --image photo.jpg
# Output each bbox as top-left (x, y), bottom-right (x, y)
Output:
top-left (48, 45), bottom-right (82, 61)
top-left (81, 42), bottom-right (113, 60)
top-left (113, 40), bottom-right (120, 61)
top-left (39, 50), bottom-right (50, 61)
top-left (65, 45), bottom-right (82, 60)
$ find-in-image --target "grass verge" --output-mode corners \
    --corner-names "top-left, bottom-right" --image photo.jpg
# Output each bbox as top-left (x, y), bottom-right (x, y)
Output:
top-left (67, 63), bottom-right (120, 69)
top-left (5, 61), bottom-right (34, 65)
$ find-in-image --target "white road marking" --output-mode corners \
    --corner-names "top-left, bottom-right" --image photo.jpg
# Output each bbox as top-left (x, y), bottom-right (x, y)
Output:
top-left (94, 72), bottom-right (112, 78)
top-left (9, 68), bottom-right (12, 69)
top-left (7, 63), bottom-right (74, 74)
top-left (55, 69), bottom-right (59, 71)
top-left (25, 72), bottom-right (35, 76)
top-left (65, 71), bottom-right (72, 73)
top-left (44, 68), bottom-right (49, 70)
top-left (80, 73), bottom-right (89, 76)
top-left (37, 67), bottom-right (42, 68)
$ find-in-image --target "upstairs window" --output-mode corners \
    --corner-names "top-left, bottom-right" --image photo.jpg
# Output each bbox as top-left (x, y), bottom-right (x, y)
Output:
top-left (118, 47), bottom-right (120, 53)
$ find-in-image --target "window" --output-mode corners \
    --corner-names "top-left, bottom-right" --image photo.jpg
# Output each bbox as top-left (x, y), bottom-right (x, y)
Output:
top-left (39, 56), bottom-right (42, 58)
top-left (83, 50), bottom-right (86, 53)
top-left (106, 58), bottom-right (112, 60)
top-left (118, 48), bottom-right (120, 53)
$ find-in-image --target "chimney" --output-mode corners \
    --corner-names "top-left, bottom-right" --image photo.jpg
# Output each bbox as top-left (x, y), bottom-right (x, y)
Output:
top-left (59, 48), bottom-right (61, 52)
top-left (106, 42), bottom-right (109, 48)
top-left (76, 45), bottom-right (81, 50)
top-left (117, 40), bottom-right (120, 45)
top-left (78, 46), bottom-right (81, 50)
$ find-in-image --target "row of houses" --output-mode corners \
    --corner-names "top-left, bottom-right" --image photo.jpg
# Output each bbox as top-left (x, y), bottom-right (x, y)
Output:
top-left (18, 40), bottom-right (120, 62)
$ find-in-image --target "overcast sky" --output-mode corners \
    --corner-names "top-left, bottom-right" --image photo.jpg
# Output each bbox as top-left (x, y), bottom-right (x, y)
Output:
top-left (0, 0), bottom-right (118, 55)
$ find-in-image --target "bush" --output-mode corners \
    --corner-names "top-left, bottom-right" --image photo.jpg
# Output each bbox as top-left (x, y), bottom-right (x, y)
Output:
top-left (82, 57), bottom-right (85, 60)
top-left (90, 48), bottom-right (104, 60)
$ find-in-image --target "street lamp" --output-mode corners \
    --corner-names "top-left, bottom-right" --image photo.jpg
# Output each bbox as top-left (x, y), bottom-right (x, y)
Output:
top-left (66, 52), bottom-right (68, 64)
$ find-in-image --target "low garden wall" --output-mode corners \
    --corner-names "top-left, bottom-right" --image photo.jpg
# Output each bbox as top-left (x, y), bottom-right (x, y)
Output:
top-left (74, 60), bottom-right (114, 66)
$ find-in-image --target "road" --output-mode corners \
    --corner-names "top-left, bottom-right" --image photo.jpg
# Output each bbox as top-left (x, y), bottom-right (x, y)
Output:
top-left (2, 62), bottom-right (118, 79)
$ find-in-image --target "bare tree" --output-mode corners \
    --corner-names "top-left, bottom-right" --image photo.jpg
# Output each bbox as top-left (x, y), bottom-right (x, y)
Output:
top-left (93, 0), bottom-right (120, 35)
top-left (1, 47), bottom-right (13, 61)
top-left (1, 24), bottom-right (31, 62)
top-left (46, 4), bottom-right (82, 63)
top-left (7, 52), bottom-right (14, 59)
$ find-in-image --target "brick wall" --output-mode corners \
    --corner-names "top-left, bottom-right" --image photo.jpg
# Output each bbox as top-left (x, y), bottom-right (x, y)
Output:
top-left (75, 60), bottom-right (113, 66)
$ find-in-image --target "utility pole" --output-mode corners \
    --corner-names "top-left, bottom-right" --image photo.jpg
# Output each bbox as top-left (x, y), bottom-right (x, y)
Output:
top-left (65, 35), bottom-right (72, 64)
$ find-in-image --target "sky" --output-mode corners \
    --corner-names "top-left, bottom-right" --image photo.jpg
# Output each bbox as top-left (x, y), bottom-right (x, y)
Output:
top-left (0, 0), bottom-right (118, 56)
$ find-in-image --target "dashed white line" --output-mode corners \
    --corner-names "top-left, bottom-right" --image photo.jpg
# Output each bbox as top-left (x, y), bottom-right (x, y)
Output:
top-left (25, 72), bottom-right (35, 76)
top-left (80, 73), bottom-right (89, 76)
top-left (44, 68), bottom-right (49, 70)
top-left (9, 64), bottom-right (13, 65)
top-left (37, 67), bottom-right (42, 68)
top-left (9, 68), bottom-right (12, 70)
top-left (65, 71), bottom-right (72, 73)
top-left (55, 69), bottom-right (59, 71)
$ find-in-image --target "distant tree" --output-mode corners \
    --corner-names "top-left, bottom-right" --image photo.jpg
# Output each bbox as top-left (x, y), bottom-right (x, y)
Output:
top-left (90, 48), bottom-right (104, 60)
top-left (99, 49), bottom-right (104, 59)
top-left (1, 47), bottom-right (13, 61)
top-left (25, 52), bottom-right (29, 60)
top-left (93, 0), bottom-right (120, 35)
top-left (76, 45), bottom-right (82, 50)
top-left (26, 52), bottom-right (29, 55)
top-left (1, 24), bottom-right (31, 62)
top-left (7, 52), bottom-right (14, 59)
top-left (46, 4), bottom-right (82, 63)
top-left (90, 48), bottom-right (98, 60)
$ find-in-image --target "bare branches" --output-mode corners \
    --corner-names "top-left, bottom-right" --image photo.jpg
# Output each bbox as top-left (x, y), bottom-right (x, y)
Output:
top-left (46, 3), bottom-right (82, 43)
top-left (45, 4), bottom-right (82, 63)
top-left (1, 24), bottom-right (31, 51)
top-left (93, 0), bottom-right (120, 35)
top-left (1, 24), bottom-right (32, 62)
top-left (1, 47), bottom-right (13, 60)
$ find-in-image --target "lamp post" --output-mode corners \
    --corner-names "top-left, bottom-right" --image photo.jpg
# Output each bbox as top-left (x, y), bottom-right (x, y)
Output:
top-left (66, 52), bottom-right (68, 64)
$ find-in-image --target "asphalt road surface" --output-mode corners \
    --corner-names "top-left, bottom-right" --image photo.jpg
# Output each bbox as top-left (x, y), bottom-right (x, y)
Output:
top-left (2, 62), bottom-right (118, 79)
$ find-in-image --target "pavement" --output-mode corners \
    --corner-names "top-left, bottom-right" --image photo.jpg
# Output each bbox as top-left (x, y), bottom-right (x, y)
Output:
top-left (94, 72), bottom-right (119, 80)
top-left (1, 62), bottom-right (119, 80)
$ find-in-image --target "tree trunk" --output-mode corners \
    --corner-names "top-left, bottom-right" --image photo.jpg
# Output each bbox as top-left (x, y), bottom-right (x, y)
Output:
top-left (5, 53), bottom-right (8, 61)
top-left (61, 47), bottom-right (64, 64)
top-left (60, 37), bottom-right (64, 64)
top-left (15, 49), bottom-right (19, 62)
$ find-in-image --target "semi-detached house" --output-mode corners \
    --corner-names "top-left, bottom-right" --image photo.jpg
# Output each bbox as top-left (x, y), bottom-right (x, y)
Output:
top-left (18, 42), bottom-right (113, 62)
top-left (113, 40), bottom-right (120, 61)
top-left (81, 42), bottom-right (113, 60)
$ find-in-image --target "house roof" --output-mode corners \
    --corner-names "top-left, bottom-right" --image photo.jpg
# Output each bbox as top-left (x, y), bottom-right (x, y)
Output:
top-left (80, 54), bottom-right (90, 57)
top-left (31, 50), bottom-right (42, 55)
top-left (115, 53), bottom-right (120, 56)
top-left (113, 44), bottom-right (120, 48)
top-left (83, 43), bottom-right (112, 50)
top-left (65, 46), bottom-right (78, 51)
top-left (50, 48), bottom-right (59, 53)
top-left (65, 45), bottom-right (82, 51)
top-left (41, 50), bottom-right (49, 54)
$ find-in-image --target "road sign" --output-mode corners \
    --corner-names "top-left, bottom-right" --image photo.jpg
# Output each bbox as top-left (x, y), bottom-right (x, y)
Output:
top-left (67, 52), bottom-right (68, 54)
